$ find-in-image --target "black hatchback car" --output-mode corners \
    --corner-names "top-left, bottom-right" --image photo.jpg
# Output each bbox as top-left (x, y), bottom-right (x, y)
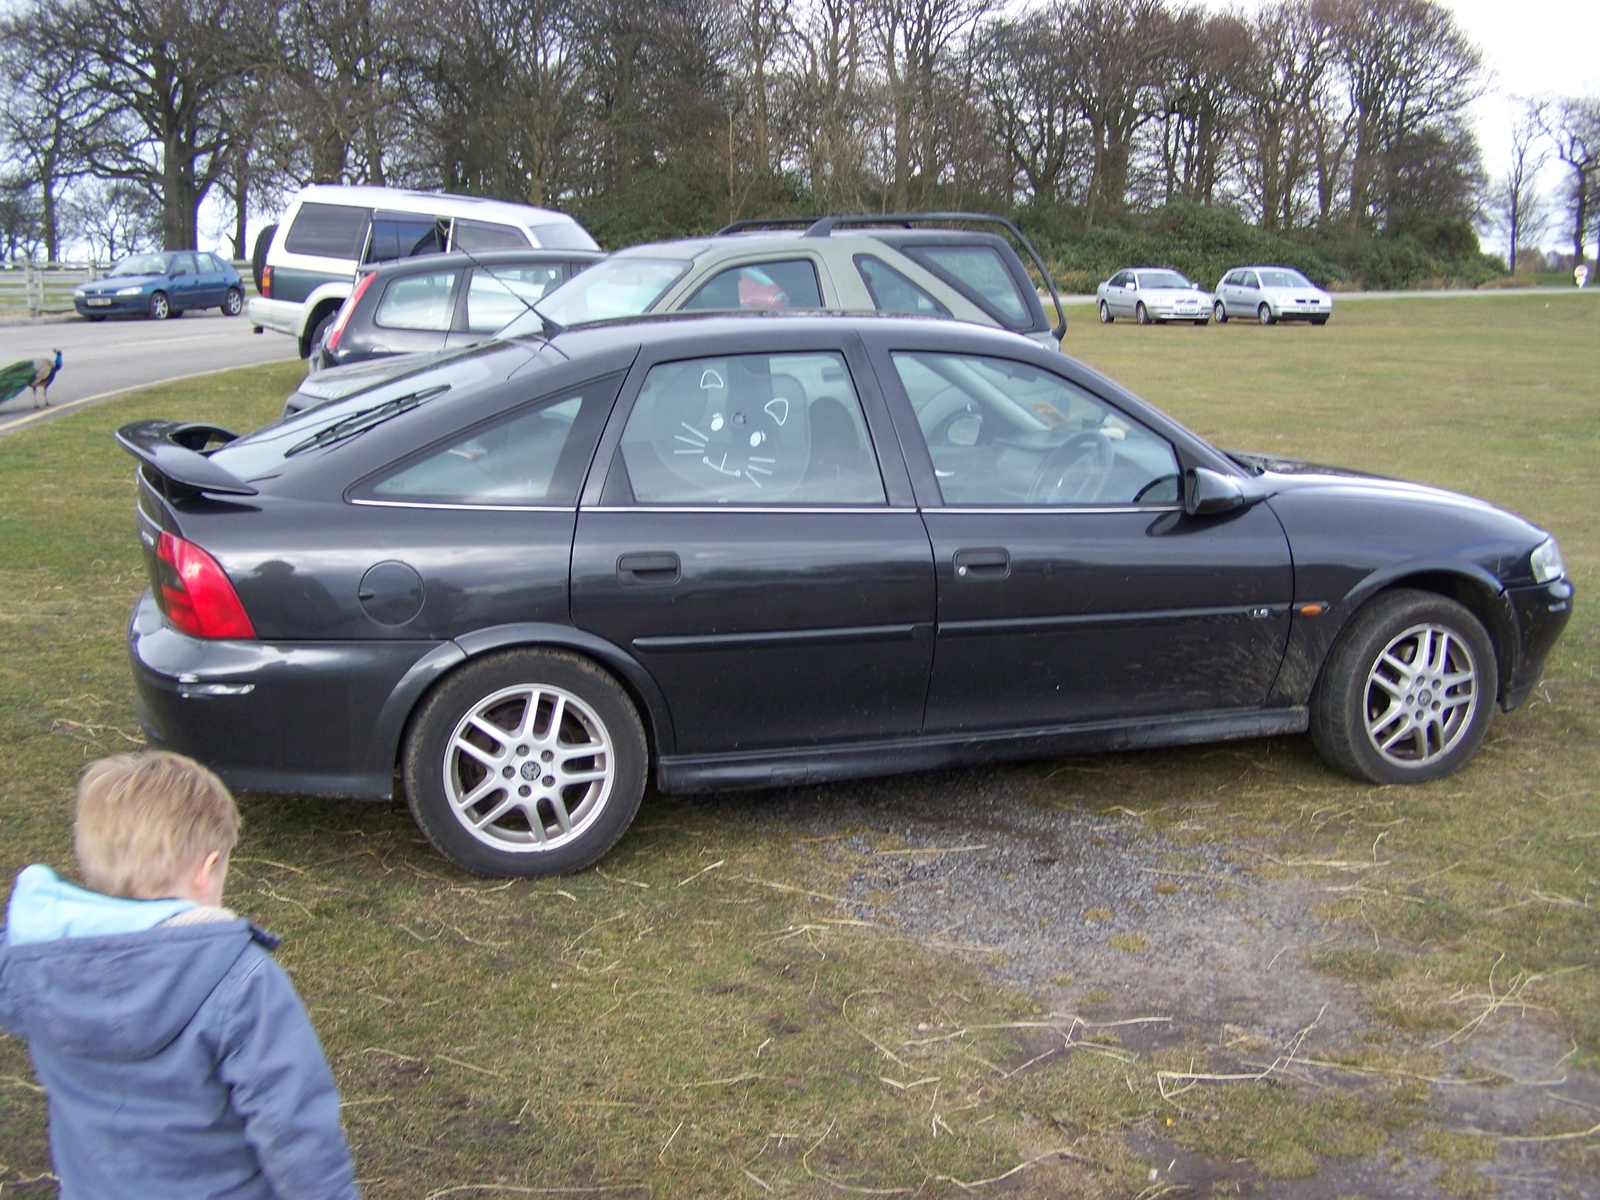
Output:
top-left (119, 314), bottom-right (1573, 877)
top-left (309, 248), bottom-right (602, 370)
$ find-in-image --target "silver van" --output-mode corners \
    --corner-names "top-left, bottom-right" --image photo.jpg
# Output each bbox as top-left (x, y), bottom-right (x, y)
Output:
top-left (248, 185), bottom-right (599, 357)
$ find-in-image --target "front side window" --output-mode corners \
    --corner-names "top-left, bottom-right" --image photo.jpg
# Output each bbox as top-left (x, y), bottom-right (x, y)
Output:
top-left (1242, 272), bottom-right (1260, 289)
top-left (375, 271), bottom-right (460, 331)
top-left (171, 252), bottom-right (198, 276)
top-left (682, 260), bottom-right (823, 311)
top-left (465, 265), bottom-right (567, 333)
top-left (903, 245), bottom-right (1031, 328)
top-left (617, 351), bottom-right (884, 505)
top-left (1110, 271), bottom-right (1131, 287)
top-left (284, 203), bottom-right (372, 259)
top-left (856, 255), bottom-right (950, 316)
top-left (367, 214), bottom-right (447, 263)
top-left (891, 352), bottom-right (1180, 508)
top-left (360, 377), bottom-right (618, 507)
top-left (451, 220), bottom-right (531, 252)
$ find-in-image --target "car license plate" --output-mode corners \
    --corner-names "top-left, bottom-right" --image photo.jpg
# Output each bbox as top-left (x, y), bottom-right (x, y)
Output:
top-left (87, 298), bottom-right (112, 307)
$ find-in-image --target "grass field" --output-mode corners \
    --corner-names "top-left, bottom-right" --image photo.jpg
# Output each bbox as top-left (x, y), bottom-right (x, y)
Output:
top-left (1, 295), bottom-right (1596, 1196)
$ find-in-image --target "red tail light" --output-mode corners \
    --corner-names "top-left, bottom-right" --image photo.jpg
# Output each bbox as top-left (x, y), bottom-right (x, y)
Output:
top-left (155, 531), bottom-right (256, 639)
top-left (323, 272), bottom-right (375, 354)
top-left (260, 265), bottom-right (272, 298)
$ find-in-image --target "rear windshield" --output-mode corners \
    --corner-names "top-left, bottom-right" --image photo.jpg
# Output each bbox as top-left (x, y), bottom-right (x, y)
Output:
top-left (284, 203), bottom-right (373, 259)
top-left (208, 355), bottom-right (494, 479)
top-left (497, 257), bottom-right (689, 337)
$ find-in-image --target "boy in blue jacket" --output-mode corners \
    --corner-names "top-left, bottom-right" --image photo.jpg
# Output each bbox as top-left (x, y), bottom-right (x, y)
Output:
top-left (0, 751), bottom-right (360, 1199)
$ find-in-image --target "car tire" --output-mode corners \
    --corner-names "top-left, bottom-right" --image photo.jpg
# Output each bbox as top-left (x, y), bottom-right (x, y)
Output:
top-left (149, 291), bottom-right (171, 320)
top-left (1193, 317), bottom-right (1209, 326)
top-left (1098, 300), bottom-right (1113, 324)
top-left (402, 649), bottom-right (648, 877)
top-left (305, 311), bottom-right (337, 360)
top-left (1310, 589), bottom-right (1497, 786)
top-left (223, 287), bottom-right (244, 316)
top-left (1257, 303), bottom-right (1275, 326)
top-left (1135, 302), bottom-right (1151, 325)
top-left (1312, 316), bottom-right (1328, 326)
top-left (1213, 301), bottom-right (1227, 324)
top-left (84, 315), bottom-right (105, 322)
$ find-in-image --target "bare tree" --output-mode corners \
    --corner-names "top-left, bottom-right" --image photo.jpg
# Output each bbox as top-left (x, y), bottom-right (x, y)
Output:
top-left (1538, 95), bottom-right (1600, 267)
top-left (973, 11), bottom-right (1087, 205)
top-left (1235, 0), bottom-right (1334, 231)
top-left (1486, 105), bottom-right (1547, 273)
top-left (1149, 8), bottom-right (1251, 206)
top-left (1052, 0), bottom-right (1173, 225)
top-left (784, 0), bottom-right (874, 210)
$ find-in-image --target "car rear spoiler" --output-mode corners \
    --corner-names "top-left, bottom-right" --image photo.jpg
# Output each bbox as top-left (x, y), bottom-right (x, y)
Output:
top-left (715, 211), bottom-right (1068, 344)
top-left (114, 420), bottom-right (258, 497)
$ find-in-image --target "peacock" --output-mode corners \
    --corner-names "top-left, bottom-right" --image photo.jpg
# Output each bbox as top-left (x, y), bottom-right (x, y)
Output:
top-left (0, 350), bottom-right (62, 408)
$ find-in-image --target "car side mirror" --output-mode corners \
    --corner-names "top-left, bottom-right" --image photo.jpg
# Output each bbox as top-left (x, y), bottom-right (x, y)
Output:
top-left (1183, 466), bottom-right (1245, 517)
top-left (1126, 280), bottom-right (1137, 291)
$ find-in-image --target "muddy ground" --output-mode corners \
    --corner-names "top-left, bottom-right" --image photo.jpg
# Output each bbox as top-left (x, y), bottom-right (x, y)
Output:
top-left (690, 766), bottom-right (1600, 1199)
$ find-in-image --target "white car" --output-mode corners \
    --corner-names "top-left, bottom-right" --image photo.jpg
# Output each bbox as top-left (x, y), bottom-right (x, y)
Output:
top-left (1096, 267), bottom-right (1211, 326)
top-left (1213, 266), bottom-right (1332, 326)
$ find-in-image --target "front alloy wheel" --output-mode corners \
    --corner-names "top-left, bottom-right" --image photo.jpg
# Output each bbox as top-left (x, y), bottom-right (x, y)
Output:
top-left (223, 287), bottom-right (244, 316)
top-left (1213, 300), bottom-right (1228, 324)
top-left (1098, 300), bottom-right (1113, 324)
top-left (149, 291), bottom-right (170, 320)
top-left (1311, 589), bottom-right (1497, 784)
top-left (1257, 302), bottom-right (1275, 326)
top-left (403, 650), bottom-right (647, 876)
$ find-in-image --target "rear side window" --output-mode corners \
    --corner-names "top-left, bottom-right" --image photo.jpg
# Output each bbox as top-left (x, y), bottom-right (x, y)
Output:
top-left (284, 203), bottom-right (372, 259)
top-left (903, 245), bottom-right (1032, 329)
top-left (855, 255), bottom-right (950, 317)
top-left (616, 351), bottom-right (883, 505)
top-left (452, 220), bottom-right (532, 252)
top-left (367, 213), bottom-right (447, 263)
top-left (682, 261), bottom-right (823, 311)
top-left (375, 271), bottom-right (460, 331)
top-left (466, 265), bottom-right (567, 333)
top-left (360, 375), bottom-right (620, 507)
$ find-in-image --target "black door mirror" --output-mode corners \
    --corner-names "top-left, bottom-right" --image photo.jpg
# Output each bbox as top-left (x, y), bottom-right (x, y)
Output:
top-left (1183, 466), bottom-right (1245, 517)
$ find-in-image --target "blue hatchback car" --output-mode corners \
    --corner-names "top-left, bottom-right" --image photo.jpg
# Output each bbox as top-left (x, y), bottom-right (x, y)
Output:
top-left (74, 250), bottom-right (246, 321)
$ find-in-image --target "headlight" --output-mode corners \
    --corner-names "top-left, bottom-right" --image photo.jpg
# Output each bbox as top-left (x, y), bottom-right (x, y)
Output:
top-left (1531, 537), bottom-right (1566, 583)
top-left (115, 286), bottom-right (144, 296)
top-left (73, 287), bottom-right (85, 297)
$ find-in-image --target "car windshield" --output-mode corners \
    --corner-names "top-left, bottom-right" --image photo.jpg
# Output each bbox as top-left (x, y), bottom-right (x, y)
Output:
top-left (1258, 269), bottom-right (1314, 289)
top-left (109, 253), bottom-right (170, 277)
top-left (208, 355), bottom-right (494, 479)
top-left (1137, 271), bottom-right (1190, 290)
top-left (496, 257), bottom-right (689, 337)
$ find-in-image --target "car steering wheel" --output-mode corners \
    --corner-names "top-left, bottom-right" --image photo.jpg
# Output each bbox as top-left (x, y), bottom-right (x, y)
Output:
top-left (1027, 431), bottom-right (1115, 504)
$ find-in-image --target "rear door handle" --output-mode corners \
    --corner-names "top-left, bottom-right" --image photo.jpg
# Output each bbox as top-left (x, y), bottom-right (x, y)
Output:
top-left (617, 552), bottom-right (680, 585)
top-left (953, 548), bottom-right (1009, 579)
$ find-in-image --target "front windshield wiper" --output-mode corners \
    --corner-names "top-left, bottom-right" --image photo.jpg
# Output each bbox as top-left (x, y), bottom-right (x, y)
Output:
top-left (285, 384), bottom-right (449, 457)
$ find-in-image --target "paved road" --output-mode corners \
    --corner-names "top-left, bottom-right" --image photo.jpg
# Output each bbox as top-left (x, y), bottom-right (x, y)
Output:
top-left (0, 310), bottom-right (301, 437)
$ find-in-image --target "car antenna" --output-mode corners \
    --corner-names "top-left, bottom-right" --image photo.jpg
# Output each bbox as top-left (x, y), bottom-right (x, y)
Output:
top-left (443, 236), bottom-right (565, 338)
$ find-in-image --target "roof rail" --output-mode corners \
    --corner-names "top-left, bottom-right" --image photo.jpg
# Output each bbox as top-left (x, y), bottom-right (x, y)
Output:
top-left (713, 212), bottom-right (1066, 343)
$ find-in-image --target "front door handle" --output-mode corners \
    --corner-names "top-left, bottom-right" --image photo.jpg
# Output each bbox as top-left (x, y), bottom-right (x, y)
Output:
top-left (617, 552), bottom-right (680, 585)
top-left (953, 548), bottom-right (1009, 579)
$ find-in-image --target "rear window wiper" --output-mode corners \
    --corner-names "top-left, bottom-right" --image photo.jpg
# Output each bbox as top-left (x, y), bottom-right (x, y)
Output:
top-left (285, 384), bottom-right (449, 457)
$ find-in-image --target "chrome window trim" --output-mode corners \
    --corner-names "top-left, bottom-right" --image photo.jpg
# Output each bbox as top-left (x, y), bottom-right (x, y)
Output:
top-left (927, 505), bottom-right (1184, 515)
top-left (583, 505), bottom-right (916, 515)
top-left (350, 498), bottom-right (574, 513)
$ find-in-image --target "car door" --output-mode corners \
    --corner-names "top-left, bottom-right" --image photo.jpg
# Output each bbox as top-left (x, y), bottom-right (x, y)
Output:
top-left (169, 252), bottom-right (206, 310)
top-left (570, 331), bottom-right (935, 758)
top-left (1236, 271), bottom-right (1262, 317)
top-left (870, 340), bottom-right (1294, 734)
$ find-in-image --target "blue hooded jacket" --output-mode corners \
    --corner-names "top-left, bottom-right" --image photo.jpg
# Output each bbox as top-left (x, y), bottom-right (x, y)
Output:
top-left (0, 866), bottom-right (360, 1200)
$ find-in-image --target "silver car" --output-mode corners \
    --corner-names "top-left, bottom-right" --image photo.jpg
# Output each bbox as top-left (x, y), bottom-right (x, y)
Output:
top-left (1096, 267), bottom-right (1211, 326)
top-left (1213, 266), bottom-right (1332, 326)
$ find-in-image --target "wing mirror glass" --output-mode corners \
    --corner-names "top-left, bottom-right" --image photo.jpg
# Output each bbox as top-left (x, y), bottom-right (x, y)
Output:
top-left (1183, 466), bottom-right (1245, 517)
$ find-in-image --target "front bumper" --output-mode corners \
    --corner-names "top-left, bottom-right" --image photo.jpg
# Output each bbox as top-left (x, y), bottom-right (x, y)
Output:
top-left (128, 590), bottom-right (456, 799)
top-left (74, 294), bottom-right (151, 316)
top-left (1501, 577), bottom-right (1575, 709)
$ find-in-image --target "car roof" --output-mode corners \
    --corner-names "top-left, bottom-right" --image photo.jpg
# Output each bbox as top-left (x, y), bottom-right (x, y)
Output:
top-left (358, 248), bottom-right (604, 279)
top-left (291, 184), bottom-right (586, 227)
top-left (607, 226), bottom-right (1022, 261)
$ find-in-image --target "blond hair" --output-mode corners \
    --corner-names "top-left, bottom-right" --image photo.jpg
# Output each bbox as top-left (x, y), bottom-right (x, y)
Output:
top-left (74, 752), bottom-right (240, 898)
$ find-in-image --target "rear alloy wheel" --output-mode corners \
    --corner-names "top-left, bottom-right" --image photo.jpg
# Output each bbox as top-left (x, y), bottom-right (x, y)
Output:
top-left (1257, 302), bottom-right (1275, 326)
top-left (223, 287), bottom-right (244, 316)
top-left (1213, 300), bottom-right (1228, 324)
top-left (149, 291), bottom-right (171, 320)
top-left (1135, 301), bottom-right (1152, 325)
top-left (1098, 300), bottom-right (1113, 324)
top-left (403, 649), bottom-right (647, 876)
top-left (1311, 589), bottom-right (1497, 785)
